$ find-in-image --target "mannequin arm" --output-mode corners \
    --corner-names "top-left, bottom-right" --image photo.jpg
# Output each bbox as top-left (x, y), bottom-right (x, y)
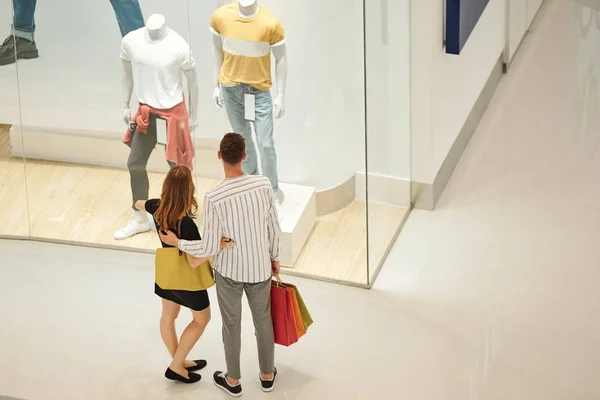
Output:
top-left (121, 60), bottom-right (134, 125)
top-left (211, 32), bottom-right (225, 108)
top-left (183, 67), bottom-right (200, 131)
top-left (272, 43), bottom-right (288, 118)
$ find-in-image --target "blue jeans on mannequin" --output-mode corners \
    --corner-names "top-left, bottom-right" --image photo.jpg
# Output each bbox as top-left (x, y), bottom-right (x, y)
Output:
top-left (11, 0), bottom-right (144, 40)
top-left (221, 84), bottom-right (279, 192)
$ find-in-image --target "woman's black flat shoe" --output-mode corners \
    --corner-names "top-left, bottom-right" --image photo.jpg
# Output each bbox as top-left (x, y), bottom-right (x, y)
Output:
top-left (186, 359), bottom-right (208, 372)
top-left (165, 367), bottom-right (201, 383)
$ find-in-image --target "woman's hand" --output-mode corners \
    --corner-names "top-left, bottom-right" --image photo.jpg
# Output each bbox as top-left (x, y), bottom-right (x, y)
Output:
top-left (220, 237), bottom-right (235, 249)
top-left (160, 230), bottom-right (179, 247)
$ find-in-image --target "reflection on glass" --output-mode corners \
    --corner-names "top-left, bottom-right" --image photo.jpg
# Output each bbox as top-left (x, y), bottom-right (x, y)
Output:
top-left (575, 1), bottom-right (600, 145)
top-left (1, 0), bottom-right (38, 66)
top-left (0, 2), bottom-right (30, 238)
top-left (2, 0), bottom-right (144, 67)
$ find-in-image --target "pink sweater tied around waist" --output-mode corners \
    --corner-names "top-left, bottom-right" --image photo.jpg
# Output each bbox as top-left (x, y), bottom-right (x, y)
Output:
top-left (123, 101), bottom-right (195, 171)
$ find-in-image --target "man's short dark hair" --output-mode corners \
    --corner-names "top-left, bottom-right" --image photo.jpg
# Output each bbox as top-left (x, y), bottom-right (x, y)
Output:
top-left (220, 132), bottom-right (246, 165)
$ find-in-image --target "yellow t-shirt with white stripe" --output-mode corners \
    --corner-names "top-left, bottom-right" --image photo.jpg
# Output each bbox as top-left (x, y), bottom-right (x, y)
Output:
top-left (210, 3), bottom-right (285, 91)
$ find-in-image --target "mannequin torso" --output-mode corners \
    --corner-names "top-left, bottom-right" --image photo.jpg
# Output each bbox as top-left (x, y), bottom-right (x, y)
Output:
top-left (210, 1), bottom-right (288, 118)
top-left (121, 14), bottom-right (199, 127)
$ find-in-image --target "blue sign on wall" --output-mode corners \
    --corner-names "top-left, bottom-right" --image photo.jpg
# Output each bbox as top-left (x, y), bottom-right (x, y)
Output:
top-left (446, 0), bottom-right (490, 55)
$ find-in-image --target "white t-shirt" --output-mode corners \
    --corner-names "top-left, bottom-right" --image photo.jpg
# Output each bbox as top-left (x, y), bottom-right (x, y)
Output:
top-left (121, 27), bottom-right (195, 109)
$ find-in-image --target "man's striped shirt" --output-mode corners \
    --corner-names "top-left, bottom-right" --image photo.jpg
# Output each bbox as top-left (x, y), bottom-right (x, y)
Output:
top-left (178, 174), bottom-right (281, 283)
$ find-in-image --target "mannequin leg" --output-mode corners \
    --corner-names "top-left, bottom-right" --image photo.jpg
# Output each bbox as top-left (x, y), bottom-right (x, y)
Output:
top-left (252, 89), bottom-right (278, 191)
top-left (109, 0), bottom-right (145, 37)
top-left (127, 114), bottom-right (158, 210)
top-left (222, 85), bottom-right (258, 176)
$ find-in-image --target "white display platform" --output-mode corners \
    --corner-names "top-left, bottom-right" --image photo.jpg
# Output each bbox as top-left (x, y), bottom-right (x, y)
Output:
top-left (278, 182), bottom-right (316, 267)
top-left (9, 125), bottom-right (316, 267)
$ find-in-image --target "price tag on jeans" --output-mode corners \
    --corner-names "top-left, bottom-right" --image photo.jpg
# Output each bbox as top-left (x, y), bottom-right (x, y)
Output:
top-left (244, 94), bottom-right (256, 121)
top-left (156, 118), bottom-right (168, 145)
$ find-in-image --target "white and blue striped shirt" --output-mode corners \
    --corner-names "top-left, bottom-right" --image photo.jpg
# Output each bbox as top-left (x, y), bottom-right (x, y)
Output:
top-left (178, 174), bottom-right (281, 283)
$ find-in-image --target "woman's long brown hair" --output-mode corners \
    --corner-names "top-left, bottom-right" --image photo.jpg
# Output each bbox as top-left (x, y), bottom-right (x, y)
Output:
top-left (154, 165), bottom-right (198, 231)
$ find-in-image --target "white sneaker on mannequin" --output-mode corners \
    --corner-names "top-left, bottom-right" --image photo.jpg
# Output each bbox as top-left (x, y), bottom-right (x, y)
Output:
top-left (147, 212), bottom-right (157, 232)
top-left (114, 210), bottom-right (153, 240)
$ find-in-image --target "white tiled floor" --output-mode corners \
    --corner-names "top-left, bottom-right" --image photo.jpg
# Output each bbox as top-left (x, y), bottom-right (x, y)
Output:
top-left (2, 0), bottom-right (600, 399)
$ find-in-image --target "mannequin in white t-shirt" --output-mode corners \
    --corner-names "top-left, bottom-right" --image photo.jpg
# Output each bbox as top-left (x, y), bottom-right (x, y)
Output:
top-left (114, 14), bottom-right (199, 240)
top-left (122, 14), bottom-right (199, 125)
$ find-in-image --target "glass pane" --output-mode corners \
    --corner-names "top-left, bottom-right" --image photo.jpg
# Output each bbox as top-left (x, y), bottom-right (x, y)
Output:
top-left (190, 0), bottom-right (368, 285)
top-left (0, 1), bottom-right (29, 238)
top-left (7, 0), bottom-right (375, 287)
top-left (17, 0), bottom-right (192, 249)
top-left (365, 0), bottom-right (412, 285)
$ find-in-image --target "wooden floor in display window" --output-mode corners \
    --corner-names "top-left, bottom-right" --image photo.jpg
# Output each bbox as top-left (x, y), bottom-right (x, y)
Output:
top-left (0, 124), bottom-right (408, 285)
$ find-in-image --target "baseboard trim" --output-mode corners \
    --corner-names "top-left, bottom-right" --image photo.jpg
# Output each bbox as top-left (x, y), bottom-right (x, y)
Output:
top-left (315, 171), bottom-right (411, 216)
top-left (10, 125), bottom-right (411, 216)
top-left (10, 125), bottom-right (224, 179)
top-left (355, 172), bottom-right (411, 208)
top-left (315, 175), bottom-right (355, 216)
top-left (412, 55), bottom-right (504, 210)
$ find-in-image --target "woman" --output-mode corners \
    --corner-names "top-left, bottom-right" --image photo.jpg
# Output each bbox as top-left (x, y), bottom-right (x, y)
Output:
top-left (135, 165), bottom-right (233, 384)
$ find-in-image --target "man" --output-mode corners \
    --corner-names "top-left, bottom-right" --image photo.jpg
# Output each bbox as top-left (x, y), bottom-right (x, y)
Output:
top-left (1, 0), bottom-right (144, 66)
top-left (160, 132), bottom-right (281, 397)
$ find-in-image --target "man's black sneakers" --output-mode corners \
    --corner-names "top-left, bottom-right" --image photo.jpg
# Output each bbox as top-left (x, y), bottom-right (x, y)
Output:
top-left (0, 35), bottom-right (39, 66)
top-left (260, 368), bottom-right (278, 392)
top-left (213, 371), bottom-right (243, 397)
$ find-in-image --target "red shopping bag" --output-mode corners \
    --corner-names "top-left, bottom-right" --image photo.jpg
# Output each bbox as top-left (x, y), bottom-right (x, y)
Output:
top-left (271, 279), bottom-right (299, 347)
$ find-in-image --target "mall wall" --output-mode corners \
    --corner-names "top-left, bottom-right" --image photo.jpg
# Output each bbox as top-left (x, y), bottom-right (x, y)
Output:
top-left (410, 0), bottom-right (546, 208)
top-left (506, 0), bottom-right (546, 62)
top-left (411, 0), bottom-right (505, 185)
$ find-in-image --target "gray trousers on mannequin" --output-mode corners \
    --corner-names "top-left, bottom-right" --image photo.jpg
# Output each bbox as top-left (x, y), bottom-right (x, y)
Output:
top-left (127, 114), bottom-right (175, 210)
top-left (215, 272), bottom-right (275, 380)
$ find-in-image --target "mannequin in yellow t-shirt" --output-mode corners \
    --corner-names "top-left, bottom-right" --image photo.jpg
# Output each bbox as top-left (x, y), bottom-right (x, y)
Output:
top-left (210, 0), bottom-right (287, 203)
